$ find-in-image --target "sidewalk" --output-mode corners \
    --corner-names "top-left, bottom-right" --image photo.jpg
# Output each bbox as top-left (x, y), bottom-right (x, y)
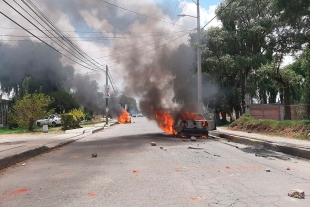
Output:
top-left (0, 121), bottom-right (117, 171)
top-left (210, 127), bottom-right (310, 160)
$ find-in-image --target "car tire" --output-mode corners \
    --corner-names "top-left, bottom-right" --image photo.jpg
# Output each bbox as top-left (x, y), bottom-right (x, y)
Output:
top-left (37, 122), bottom-right (41, 127)
top-left (51, 122), bottom-right (56, 127)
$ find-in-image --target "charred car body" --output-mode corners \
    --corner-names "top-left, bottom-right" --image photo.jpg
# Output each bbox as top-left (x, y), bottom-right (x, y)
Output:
top-left (174, 113), bottom-right (209, 138)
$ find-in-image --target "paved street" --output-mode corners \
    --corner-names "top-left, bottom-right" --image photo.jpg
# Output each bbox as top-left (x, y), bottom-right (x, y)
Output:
top-left (0, 117), bottom-right (310, 207)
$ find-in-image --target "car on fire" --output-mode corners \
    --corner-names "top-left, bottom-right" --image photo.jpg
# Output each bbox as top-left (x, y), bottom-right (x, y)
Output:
top-left (174, 113), bottom-right (209, 138)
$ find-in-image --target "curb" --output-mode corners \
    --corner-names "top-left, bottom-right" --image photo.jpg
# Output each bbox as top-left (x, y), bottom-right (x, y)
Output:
top-left (210, 131), bottom-right (310, 160)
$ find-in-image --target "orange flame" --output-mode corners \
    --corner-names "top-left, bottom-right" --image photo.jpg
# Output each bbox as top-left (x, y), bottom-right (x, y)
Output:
top-left (180, 112), bottom-right (204, 120)
top-left (153, 109), bottom-right (176, 134)
top-left (118, 109), bottom-right (131, 124)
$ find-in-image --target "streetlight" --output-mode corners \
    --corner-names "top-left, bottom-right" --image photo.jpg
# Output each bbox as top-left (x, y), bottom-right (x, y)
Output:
top-left (178, 0), bottom-right (202, 114)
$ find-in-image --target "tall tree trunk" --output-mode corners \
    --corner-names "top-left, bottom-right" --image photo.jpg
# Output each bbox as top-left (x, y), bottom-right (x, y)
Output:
top-left (284, 86), bottom-right (291, 120)
top-left (215, 109), bottom-right (220, 122)
top-left (221, 111), bottom-right (227, 123)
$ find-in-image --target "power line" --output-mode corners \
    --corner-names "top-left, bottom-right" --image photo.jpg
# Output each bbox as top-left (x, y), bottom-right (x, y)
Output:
top-left (201, 0), bottom-right (235, 30)
top-left (0, 30), bottom-right (192, 40)
top-left (0, 26), bottom-right (195, 35)
top-left (108, 32), bottom-right (189, 67)
top-left (93, 32), bottom-right (193, 60)
top-left (98, 0), bottom-right (192, 29)
top-left (7, 0), bottom-right (102, 71)
top-left (23, 0), bottom-right (106, 69)
top-left (0, 11), bottom-right (103, 72)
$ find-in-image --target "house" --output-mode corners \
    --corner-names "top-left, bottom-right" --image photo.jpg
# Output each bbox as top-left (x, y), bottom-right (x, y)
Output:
top-left (0, 96), bottom-right (9, 127)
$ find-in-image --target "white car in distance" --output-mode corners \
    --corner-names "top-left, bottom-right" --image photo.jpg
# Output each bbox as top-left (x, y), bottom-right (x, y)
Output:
top-left (36, 114), bottom-right (62, 127)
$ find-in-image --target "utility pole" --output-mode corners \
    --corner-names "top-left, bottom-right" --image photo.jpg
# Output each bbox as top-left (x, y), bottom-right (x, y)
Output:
top-left (197, 0), bottom-right (203, 114)
top-left (105, 65), bottom-right (109, 126)
top-left (178, 1), bottom-right (202, 113)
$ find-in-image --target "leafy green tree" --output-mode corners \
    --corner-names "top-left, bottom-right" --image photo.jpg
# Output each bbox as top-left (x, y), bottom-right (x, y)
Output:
top-left (49, 90), bottom-right (80, 114)
top-left (119, 95), bottom-right (138, 113)
top-left (258, 62), bottom-right (302, 119)
top-left (10, 92), bottom-right (54, 131)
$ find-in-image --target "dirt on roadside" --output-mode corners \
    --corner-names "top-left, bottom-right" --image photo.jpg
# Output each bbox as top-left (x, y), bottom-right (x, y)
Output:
top-left (230, 115), bottom-right (310, 139)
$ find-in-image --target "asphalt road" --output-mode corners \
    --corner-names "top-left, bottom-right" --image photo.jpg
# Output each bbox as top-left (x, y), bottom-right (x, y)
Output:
top-left (1, 117), bottom-right (310, 207)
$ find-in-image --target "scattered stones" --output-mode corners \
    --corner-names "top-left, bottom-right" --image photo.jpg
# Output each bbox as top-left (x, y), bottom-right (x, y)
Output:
top-left (151, 142), bottom-right (156, 146)
top-left (164, 148), bottom-right (167, 151)
top-left (190, 137), bottom-right (196, 141)
top-left (287, 167), bottom-right (291, 170)
top-left (248, 131), bottom-right (252, 133)
top-left (236, 146), bottom-right (239, 148)
top-left (288, 189), bottom-right (305, 199)
top-left (160, 147), bottom-right (163, 149)
top-left (21, 163), bottom-right (26, 166)
top-left (226, 166), bottom-right (230, 169)
top-left (266, 169), bottom-right (271, 172)
top-left (91, 153), bottom-right (97, 158)
top-left (214, 154), bottom-right (221, 157)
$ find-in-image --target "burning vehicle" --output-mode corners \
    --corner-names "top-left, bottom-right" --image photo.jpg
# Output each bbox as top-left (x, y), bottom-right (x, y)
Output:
top-left (174, 112), bottom-right (209, 138)
top-left (153, 109), bottom-right (212, 138)
top-left (118, 109), bottom-right (131, 124)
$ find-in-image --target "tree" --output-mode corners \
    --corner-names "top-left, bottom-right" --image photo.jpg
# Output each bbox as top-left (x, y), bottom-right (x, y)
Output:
top-left (10, 91), bottom-right (53, 131)
top-left (119, 95), bottom-right (138, 114)
top-left (258, 62), bottom-right (303, 119)
top-left (49, 90), bottom-right (80, 114)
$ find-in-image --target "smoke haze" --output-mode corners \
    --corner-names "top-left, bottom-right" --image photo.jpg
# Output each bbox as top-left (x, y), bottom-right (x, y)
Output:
top-left (0, 0), bottom-right (219, 120)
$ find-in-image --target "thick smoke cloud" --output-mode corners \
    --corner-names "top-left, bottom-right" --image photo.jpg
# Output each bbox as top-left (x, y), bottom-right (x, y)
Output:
top-left (0, 0), bottom-right (219, 121)
top-left (0, 41), bottom-right (74, 94)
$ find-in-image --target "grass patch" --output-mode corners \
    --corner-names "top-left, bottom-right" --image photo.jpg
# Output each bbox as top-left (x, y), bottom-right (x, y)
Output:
top-left (230, 114), bottom-right (310, 139)
top-left (0, 125), bottom-right (64, 135)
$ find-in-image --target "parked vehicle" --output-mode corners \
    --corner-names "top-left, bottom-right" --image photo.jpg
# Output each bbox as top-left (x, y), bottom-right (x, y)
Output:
top-left (36, 114), bottom-right (62, 127)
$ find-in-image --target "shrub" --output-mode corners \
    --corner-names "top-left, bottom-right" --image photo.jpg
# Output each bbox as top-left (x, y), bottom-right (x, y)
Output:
top-left (61, 114), bottom-right (74, 130)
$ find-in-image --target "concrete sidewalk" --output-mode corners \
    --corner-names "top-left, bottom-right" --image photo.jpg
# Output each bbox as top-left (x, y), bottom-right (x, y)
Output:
top-left (210, 127), bottom-right (310, 160)
top-left (0, 121), bottom-right (117, 170)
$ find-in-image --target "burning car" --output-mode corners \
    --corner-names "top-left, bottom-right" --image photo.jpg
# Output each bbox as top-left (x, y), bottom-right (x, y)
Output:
top-left (118, 109), bottom-right (131, 124)
top-left (173, 113), bottom-right (208, 138)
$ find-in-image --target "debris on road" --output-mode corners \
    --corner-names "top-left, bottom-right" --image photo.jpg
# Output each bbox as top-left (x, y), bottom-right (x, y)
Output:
top-left (133, 170), bottom-right (139, 173)
top-left (266, 169), bottom-right (271, 172)
top-left (188, 147), bottom-right (203, 150)
top-left (190, 136), bottom-right (196, 141)
top-left (21, 163), bottom-right (26, 166)
top-left (91, 152), bottom-right (97, 158)
top-left (151, 142), bottom-right (156, 146)
top-left (226, 166), bottom-right (230, 169)
top-left (164, 148), bottom-right (167, 151)
top-left (160, 147), bottom-right (163, 149)
top-left (214, 154), bottom-right (221, 157)
top-left (288, 189), bottom-right (305, 199)
top-left (287, 167), bottom-right (290, 170)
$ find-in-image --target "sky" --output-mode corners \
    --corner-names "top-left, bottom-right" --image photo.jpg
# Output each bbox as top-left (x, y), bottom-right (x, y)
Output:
top-left (0, 0), bottom-right (224, 99)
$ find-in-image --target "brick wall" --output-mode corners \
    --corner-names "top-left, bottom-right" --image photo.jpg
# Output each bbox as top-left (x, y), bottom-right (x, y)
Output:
top-left (250, 104), bottom-right (284, 120)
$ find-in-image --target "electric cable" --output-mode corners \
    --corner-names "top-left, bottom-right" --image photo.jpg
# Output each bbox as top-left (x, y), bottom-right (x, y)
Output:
top-left (98, 0), bottom-right (192, 29)
top-left (0, 11), bottom-right (103, 72)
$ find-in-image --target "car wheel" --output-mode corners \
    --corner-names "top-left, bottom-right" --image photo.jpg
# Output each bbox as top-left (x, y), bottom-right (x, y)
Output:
top-left (51, 122), bottom-right (56, 127)
top-left (37, 122), bottom-right (41, 127)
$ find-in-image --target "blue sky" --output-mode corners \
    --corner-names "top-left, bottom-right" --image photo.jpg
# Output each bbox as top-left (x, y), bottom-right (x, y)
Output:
top-left (199, 0), bottom-right (222, 9)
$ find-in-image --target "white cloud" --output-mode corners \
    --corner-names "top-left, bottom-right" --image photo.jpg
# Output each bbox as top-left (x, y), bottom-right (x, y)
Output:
top-left (177, 1), bottom-right (221, 30)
